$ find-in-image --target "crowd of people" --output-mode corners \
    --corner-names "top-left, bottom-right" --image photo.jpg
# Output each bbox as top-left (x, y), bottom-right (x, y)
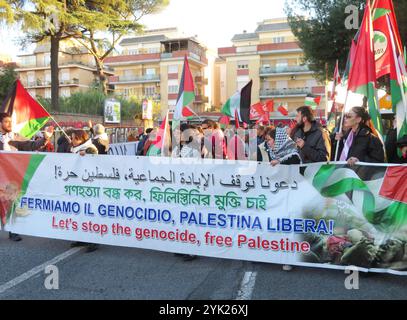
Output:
top-left (1, 104), bottom-right (406, 263)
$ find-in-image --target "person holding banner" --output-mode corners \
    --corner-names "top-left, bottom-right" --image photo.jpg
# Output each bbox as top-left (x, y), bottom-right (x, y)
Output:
top-left (88, 121), bottom-right (109, 155)
top-left (69, 129), bottom-right (99, 252)
top-left (0, 112), bottom-right (54, 242)
top-left (335, 107), bottom-right (384, 166)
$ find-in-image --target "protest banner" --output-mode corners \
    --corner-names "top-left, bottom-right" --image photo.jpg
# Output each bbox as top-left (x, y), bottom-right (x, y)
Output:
top-left (1, 152), bottom-right (406, 275)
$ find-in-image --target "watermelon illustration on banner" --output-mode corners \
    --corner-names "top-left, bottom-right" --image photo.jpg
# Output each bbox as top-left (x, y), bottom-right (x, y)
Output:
top-left (0, 80), bottom-right (51, 139)
top-left (0, 154), bottom-right (45, 226)
top-left (303, 163), bottom-right (407, 232)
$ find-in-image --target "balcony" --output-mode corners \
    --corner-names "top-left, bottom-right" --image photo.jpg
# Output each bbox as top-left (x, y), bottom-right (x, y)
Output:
top-left (108, 74), bottom-right (160, 84)
top-left (25, 78), bottom-right (80, 88)
top-left (260, 87), bottom-right (312, 98)
top-left (260, 65), bottom-right (311, 76)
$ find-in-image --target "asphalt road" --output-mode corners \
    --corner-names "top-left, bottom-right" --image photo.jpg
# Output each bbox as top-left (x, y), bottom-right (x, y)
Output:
top-left (1, 232), bottom-right (407, 300)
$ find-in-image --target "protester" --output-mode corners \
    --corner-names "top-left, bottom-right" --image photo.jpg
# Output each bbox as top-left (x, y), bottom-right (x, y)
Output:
top-left (335, 106), bottom-right (385, 166)
top-left (57, 128), bottom-right (74, 153)
top-left (292, 106), bottom-right (331, 163)
top-left (137, 128), bottom-right (153, 156)
top-left (257, 125), bottom-right (266, 145)
top-left (35, 131), bottom-right (54, 152)
top-left (201, 120), bottom-right (227, 159)
top-left (69, 129), bottom-right (99, 252)
top-left (267, 126), bottom-right (302, 166)
top-left (0, 112), bottom-right (54, 242)
top-left (385, 118), bottom-right (400, 163)
top-left (88, 121), bottom-right (109, 155)
top-left (258, 127), bottom-right (273, 162)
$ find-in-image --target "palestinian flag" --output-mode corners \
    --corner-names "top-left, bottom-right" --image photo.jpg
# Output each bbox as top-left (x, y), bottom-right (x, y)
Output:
top-left (386, 15), bottom-right (407, 157)
top-left (305, 95), bottom-right (321, 110)
top-left (303, 163), bottom-right (407, 233)
top-left (372, 0), bottom-right (403, 79)
top-left (147, 114), bottom-right (170, 157)
top-left (0, 153), bottom-right (45, 226)
top-left (327, 60), bottom-right (342, 133)
top-left (221, 80), bottom-right (253, 124)
top-left (1, 80), bottom-right (51, 139)
top-left (330, 60), bottom-right (341, 100)
top-left (173, 56), bottom-right (195, 122)
top-left (347, 0), bottom-right (383, 136)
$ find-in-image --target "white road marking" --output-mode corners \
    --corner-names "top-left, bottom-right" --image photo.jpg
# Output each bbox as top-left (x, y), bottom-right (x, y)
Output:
top-left (0, 247), bottom-right (83, 295)
top-left (236, 271), bottom-right (257, 300)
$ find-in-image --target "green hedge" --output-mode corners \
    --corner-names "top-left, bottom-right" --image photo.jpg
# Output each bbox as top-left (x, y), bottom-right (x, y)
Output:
top-left (36, 89), bottom-right (143, 120)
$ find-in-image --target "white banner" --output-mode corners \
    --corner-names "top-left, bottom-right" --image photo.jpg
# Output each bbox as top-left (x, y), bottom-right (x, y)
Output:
top-left (1, 152), bottom-right (406, 275)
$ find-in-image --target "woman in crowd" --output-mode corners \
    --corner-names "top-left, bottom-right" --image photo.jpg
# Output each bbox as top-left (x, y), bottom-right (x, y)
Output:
top-left (335, 106), bottom-right (385, 165)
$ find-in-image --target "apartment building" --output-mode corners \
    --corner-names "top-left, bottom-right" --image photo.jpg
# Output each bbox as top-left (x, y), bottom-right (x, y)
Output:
top-left (15, 41), bottom-right (112, 99)
top-left (104, 28), bottom-right (209, 117)
top-left (215, 18), bottom-right (326, 114)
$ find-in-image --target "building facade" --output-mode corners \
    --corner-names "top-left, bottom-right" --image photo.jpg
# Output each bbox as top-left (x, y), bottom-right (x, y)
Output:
top-left (215, 18), bottom-right (326, 114)
top-left (104, 28), bottom-right (209, 118)
top-left (15, 41), bottom-right (112, 99)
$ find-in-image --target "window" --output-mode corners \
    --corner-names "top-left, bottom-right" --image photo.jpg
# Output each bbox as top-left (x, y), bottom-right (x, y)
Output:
top-left (237, 60), bottom-right (249, 70)
top-left (168, 79), bottom-right (179, 94)
top-left (275, 59), bottom-right (288, 71)
top-left (45, 89), bottom-right (51, 99)
top-left (147, 48), bottom-right (160, 54)
top-left (168, 65), bottom-right (178, 74)
top-left (145, 68), bottom-right (156, 76)
top-left (237, 75), bottom-right (250, 91)
top-left (61, 70), bottom-right (70, 82)
top-left (168, 85), bottom-right (179, 94)
top-left (27, 72), bottom-right (35, 86)
top-left (20, 55), bottom-right (36, 67)
top-left (28, 89), bottom-right (36, 97)
top-left (43, 54), bottom-right (51, 67)
top-left (45, 72), bottom-right (51, 84)
top-left (276, 80), bottom-right (288, 89)
top-left (145, 86), bottom-right (156, 97)
top-left (273, 37), bottom-right (285, 43)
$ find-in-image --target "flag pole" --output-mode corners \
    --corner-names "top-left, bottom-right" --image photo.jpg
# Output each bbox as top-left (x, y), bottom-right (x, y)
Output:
top-left (334, 90), bottom-right (350, 162)
top-left (43, 109), bottom-right (72, 144)
top-left (161, 110), bottom-right (170, 156)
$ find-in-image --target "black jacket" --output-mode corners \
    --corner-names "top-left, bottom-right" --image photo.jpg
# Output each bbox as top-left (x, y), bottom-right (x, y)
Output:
top-left (92, 138), bottom-right (109, 155)
top-left (293, 122), bottom-right (331, 163)
top-left (57, 135), bottom-right (71, 153)
top-left (337, 127), bottom-right (385, 163)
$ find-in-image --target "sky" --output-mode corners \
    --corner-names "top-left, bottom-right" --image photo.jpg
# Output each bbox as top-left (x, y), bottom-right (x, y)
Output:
top-left (0, 0), bottom-right (287, 60)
